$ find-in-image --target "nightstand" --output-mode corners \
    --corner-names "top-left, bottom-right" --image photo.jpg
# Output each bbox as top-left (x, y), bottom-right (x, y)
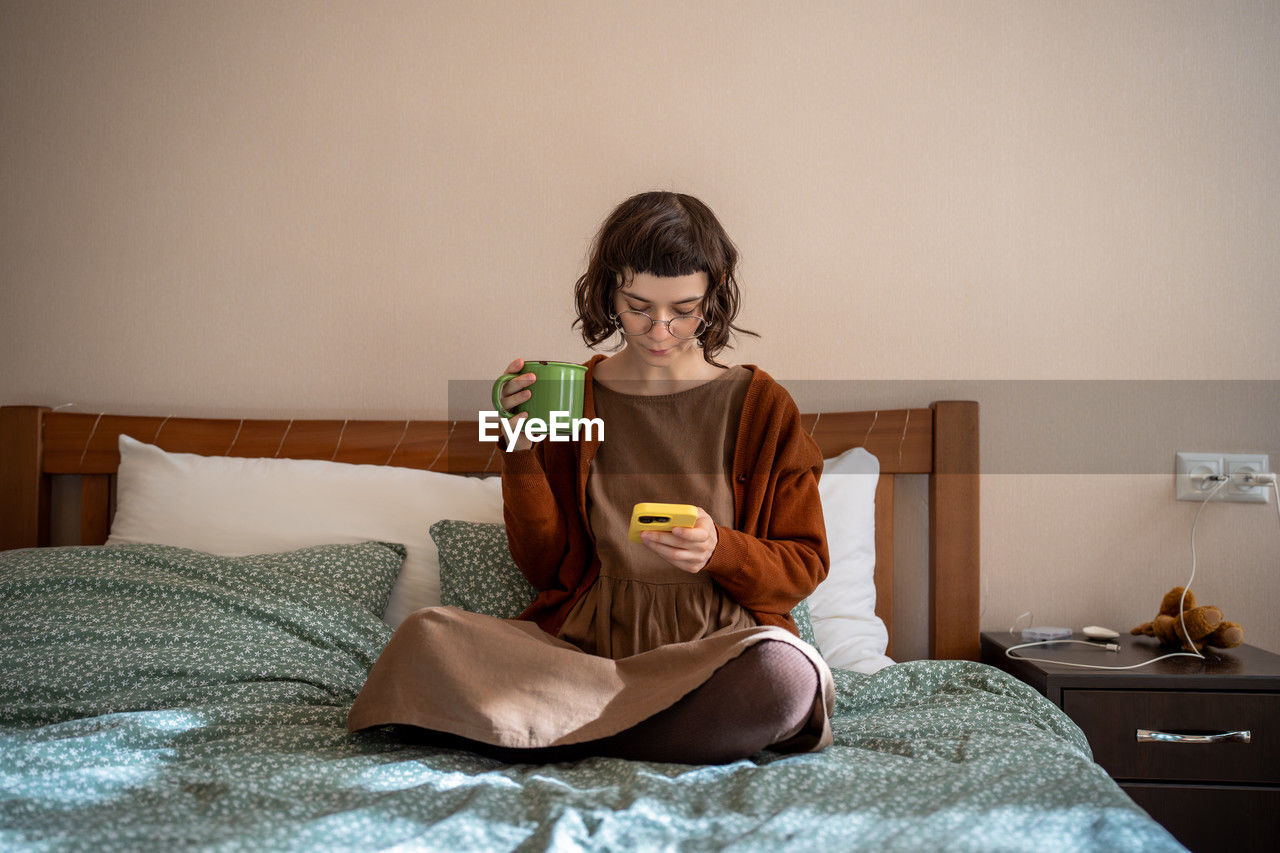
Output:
top-left (981, 630), bottom-right (1280, 853)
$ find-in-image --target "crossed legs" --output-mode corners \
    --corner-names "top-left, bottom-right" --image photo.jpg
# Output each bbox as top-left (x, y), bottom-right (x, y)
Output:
top-left (400, 639), bottom-right (819, 765)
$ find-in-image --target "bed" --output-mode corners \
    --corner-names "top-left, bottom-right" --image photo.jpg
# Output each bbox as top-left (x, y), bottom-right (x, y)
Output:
top-left (0, 402), bottom-right (1183, 851)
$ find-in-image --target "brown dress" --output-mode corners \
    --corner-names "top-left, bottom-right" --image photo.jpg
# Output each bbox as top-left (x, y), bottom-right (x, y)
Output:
top-left (347, 367), bottom-right (835, 753)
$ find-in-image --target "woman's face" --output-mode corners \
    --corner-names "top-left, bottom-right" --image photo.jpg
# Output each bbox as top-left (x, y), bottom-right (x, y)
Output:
top-left (614, 270), bottom-right (709, 368)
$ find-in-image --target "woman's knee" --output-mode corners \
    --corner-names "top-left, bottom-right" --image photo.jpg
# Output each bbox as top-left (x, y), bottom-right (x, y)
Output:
top-left (740, 640), bottom-right (818, 699)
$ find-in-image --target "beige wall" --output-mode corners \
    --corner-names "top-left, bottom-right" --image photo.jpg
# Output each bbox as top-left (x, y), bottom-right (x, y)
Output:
top-left (4, 1), bottom-right (1278, 653)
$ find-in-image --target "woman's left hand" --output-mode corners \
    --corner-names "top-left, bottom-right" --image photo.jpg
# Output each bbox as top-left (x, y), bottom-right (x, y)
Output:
top-left (640, 507), bottom-right (718, 574)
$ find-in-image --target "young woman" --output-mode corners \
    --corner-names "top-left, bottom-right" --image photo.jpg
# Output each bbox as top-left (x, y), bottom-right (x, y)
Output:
top-left (349, 192), bottom-right (834, 764)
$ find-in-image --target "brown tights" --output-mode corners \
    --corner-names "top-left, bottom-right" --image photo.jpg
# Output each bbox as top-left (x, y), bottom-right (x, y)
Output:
top-left (399, 639), bottom-right (819, 765)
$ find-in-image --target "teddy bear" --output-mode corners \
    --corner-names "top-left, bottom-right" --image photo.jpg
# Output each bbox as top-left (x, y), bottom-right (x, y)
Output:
top-left (1130, 586), bottom-right (1244, 652)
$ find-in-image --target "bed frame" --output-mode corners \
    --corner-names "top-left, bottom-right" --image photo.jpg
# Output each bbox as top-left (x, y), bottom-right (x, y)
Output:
top-left (0, 402), bottom-right (979, 660)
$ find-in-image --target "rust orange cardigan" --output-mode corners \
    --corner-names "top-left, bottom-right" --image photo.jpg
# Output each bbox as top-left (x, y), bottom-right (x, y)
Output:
top-left (501, 354), bottom-right (830, 638)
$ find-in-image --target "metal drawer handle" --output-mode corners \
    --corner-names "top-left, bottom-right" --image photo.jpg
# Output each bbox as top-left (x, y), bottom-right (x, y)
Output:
top-left (1136, 729), bottom-right (1251, 744)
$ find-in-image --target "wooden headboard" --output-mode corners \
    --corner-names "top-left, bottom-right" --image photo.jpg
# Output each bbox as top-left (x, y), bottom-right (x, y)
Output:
top-left (0, 402), bottom-right (979, 660)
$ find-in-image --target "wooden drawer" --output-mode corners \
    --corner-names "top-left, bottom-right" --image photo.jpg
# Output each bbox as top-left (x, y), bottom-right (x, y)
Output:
top-left (1063, 690), bottom-right (1279, 784)
top-left (1122, 783), bottom-right (1280, 853)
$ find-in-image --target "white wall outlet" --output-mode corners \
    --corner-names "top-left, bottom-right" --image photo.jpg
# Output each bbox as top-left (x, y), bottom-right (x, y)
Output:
top-left (1176, 452), bottom-right (1223, 501)
top-left (1225, 453), bottom-right (1271, 503)
top-left (1175, 452), bottom-right (1271, 503)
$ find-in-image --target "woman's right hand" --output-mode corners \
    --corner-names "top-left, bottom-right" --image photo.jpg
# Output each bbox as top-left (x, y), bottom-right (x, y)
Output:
top-left (499, 357), bottom-right (536, 452)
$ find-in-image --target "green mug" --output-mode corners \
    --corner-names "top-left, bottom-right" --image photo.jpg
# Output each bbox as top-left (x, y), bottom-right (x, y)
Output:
top-left (491, 360), bottom-right (588, 437)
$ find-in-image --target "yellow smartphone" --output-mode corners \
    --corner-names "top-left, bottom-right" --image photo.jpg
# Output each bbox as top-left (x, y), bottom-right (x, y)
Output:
top-left (628, 502), bottom-right (699, 543)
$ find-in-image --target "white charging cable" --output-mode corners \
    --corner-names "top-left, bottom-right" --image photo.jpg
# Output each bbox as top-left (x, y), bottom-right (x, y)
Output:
top-left (1006, 475), bottom-right (1230, 671)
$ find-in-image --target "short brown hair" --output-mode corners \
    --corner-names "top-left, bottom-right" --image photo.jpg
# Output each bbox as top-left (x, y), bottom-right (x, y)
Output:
top-left (573, 191), bottom-right (759, 367)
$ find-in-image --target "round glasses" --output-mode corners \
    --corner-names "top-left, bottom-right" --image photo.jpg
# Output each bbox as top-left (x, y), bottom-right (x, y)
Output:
top-left (611, 310), bottom-right (706, 340)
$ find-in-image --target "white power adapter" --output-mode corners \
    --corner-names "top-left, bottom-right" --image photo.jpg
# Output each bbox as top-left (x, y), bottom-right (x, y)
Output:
top-left (1021, 626), bottom-right (1071, 641)
top-left (1236, 471), bottom-right (1280, 527)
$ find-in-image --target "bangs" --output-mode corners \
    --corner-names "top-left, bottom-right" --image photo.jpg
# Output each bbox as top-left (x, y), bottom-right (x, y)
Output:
top-left (619, 235), bottom-right (708, 280)
top-left (601, 194), bottom-right (727, 282)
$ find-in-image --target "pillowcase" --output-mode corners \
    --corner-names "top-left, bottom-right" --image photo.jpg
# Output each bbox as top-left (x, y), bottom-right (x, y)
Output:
top-left (430, 519), bottom-right (819, 647)
top-left (808, 446), bottom-right (894, 674)
top-left (433, 519), bottom-right (537, 619)
top-left (0, 541), bottom-right (401, 726)
top-left (106, 435), bottom-right (504, 628)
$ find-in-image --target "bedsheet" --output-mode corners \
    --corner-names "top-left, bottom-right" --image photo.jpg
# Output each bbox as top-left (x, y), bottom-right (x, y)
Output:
top-left (0, 545), bottom-right (1184, 852)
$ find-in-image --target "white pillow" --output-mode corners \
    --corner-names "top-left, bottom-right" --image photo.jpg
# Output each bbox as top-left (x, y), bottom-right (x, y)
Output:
top-left (809, 446), bottom-right (894, 674)
top-left (106, 435), bottom-right (504, 628)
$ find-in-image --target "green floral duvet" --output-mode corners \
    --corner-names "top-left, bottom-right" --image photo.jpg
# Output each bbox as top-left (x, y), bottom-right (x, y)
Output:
top-left (0, 544), bottom-right (1183, 852)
